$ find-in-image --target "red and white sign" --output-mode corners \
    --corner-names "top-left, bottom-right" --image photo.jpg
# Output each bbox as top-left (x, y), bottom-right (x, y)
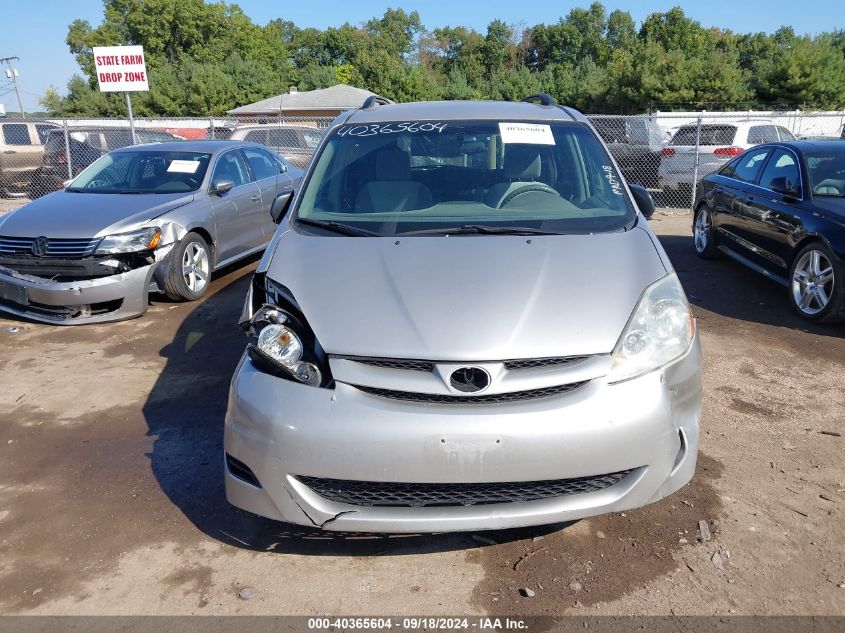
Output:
top-left (93, 45), bottom-right (149, 92)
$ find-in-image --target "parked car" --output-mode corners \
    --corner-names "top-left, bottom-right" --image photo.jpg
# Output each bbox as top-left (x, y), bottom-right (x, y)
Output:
top-left (0, 141), bottom-right (302, 324)
top-left (28, 127), bottom-right (179, 199)
top-left (659, 120), bottom-right (796, 194)
top-left (588, 115), bottom-right (665, 189)
top-left (229, 124), bottom-right (323, 169)
top-left (0, 120), bottom-right (59, 196)
top-left (224, 95), bottom-right (702, 533)
top-left (693, 140), bottom-right (845, 322)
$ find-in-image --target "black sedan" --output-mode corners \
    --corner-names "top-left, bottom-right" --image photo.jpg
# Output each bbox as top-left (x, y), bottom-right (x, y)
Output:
top-left (692, 141), bottom-right (845, 322)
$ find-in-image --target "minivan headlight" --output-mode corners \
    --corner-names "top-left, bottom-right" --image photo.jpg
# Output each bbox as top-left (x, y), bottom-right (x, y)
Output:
top-left (608, 273), bottom-right (694, 383)
top-left (247, 304), bottom-right (326, 387)
top-left (96, 227), bottom-right (161, 254)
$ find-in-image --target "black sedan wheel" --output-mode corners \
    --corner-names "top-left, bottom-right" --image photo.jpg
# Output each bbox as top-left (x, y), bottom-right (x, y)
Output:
top-left (693, 205), bottom-right (720, 258)
top-left (789, 242), bottom-right (843, 323)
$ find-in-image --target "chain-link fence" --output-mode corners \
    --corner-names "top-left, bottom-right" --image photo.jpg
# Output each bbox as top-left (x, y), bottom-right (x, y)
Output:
top-left (0, 115), bottom-right (334, 204)
top-left (1, 111), bottom-right (843, 211)
top-left (588, 111), bottom-right (845, 211)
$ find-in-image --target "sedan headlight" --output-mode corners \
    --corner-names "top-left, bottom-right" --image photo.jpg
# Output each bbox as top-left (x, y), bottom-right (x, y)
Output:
top-left (608, 273), bottom-right (695, 383)
top-left (95, 227), bottom-right (161, 254)
top-left (247, 305), bottom-right (325, 387)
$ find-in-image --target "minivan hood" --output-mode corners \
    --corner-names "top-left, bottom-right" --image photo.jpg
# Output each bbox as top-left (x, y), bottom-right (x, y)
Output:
top-left (269, 227), bottom-right (668, 359)
top-left (0, 191), bottom-right (195, 238)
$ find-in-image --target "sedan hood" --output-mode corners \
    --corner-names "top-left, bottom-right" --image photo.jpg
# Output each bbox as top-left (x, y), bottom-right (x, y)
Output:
top-left (0, 191), bottom-right (195, 238)
top-left (268, 227), bottom-right (668, 359)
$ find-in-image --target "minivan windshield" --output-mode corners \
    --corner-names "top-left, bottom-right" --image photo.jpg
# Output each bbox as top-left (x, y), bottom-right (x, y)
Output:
top-left (67, 150), bottom-right (212, 194)
top-left (295, 120), bottom-right (635, 236)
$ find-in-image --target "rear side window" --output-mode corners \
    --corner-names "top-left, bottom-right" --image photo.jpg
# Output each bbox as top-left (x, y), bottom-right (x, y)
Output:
top-left (747, 125), bottom-right (778, 144)
top-left (732, 148), bottom-right (771, 183)
top-left (2, 124), bottom-right (32, 145)
top-left (758, 149), bottom-right (800, 193)
top-left (670, 125), bottom-right (736, 146)
top-left (776, 126), bottom-right (796, 141)
top-left (591, 118), bottom-right (627, 144)
top-left (243, 130), bottom-right (267, 144)
top-left (35, 124), bottom-right (55, 144)
top-left (44, 132), bottom-right (65, 152)
top-left (628, 120), bottom-right (649, 145)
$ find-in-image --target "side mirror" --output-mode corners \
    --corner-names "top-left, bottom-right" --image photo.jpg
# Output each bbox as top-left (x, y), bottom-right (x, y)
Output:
top-left (770, 177), bottom-right (800, 198)
top-left (629, 183), bottom-right (655, 219)
top-left (211, 179), bottom-right (235, 195)
top-left (270, 190), bottom-right (294, 224)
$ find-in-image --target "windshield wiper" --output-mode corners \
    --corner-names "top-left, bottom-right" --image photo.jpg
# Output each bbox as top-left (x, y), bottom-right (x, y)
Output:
top-left (296, 217), bottom-right (380, 237)
top-left (399, 224), bottom-right (561, 236)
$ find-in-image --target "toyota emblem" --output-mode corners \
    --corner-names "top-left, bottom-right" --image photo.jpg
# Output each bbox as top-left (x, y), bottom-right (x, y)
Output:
top-left (449, 367), bottom-right (491, 393)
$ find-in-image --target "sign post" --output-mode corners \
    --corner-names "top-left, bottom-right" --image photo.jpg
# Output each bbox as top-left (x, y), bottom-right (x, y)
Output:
top-left (92, 45), bottom-right (149, 144)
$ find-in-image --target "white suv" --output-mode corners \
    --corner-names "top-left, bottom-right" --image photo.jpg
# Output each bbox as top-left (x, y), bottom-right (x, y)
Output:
top-left (658, 120), bottom-right (796, 193)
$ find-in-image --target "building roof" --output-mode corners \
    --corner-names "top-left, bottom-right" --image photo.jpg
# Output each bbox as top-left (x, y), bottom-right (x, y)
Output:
top-left (227, 84), bottom-right (378, 115)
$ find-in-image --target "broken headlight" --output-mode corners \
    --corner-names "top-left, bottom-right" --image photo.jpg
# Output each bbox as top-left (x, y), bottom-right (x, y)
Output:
top-left (243, 275), bottom-right (332, 388)
top-left (96, 227), bottom-right (161, 254)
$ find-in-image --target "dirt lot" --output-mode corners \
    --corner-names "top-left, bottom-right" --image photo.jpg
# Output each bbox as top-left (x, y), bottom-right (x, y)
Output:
top-left (0, 213), bottom-right (842, 616)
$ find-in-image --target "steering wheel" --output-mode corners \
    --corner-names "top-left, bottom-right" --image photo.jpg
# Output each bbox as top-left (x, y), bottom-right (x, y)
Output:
top-left (498, 183), bottom-right (559, 208)
top-left (86, 179), bottom-right (109, 189)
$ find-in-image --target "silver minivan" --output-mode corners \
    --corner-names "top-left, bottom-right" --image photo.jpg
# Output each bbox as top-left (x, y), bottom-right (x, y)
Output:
top-left (225, 96), bottom-right (702, 533)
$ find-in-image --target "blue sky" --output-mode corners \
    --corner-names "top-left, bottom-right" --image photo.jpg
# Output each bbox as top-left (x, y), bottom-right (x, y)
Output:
top-left (0, 0), bottom-right (840, 112)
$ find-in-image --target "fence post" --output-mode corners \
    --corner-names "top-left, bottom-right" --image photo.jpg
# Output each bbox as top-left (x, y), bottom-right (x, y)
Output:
top-left (690, 114), bottom-right (702, 213)
top-left (63, 118), bottom-right (73, 181)
top-left (209, 116), bottom-right (215, 140)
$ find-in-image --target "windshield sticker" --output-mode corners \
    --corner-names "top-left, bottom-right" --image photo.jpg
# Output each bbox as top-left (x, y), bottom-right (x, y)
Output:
top-left (602, 165), bottom-right (624, 195)
top-left (167, 159), bottom-right (201, 173)
top-left (336, 122), bottom-right (448, 137)
top-left (499, 122), bottom-right (555, 145)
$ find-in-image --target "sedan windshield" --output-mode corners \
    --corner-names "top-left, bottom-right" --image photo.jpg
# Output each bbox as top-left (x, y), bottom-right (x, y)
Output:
top-left (806, 145), bottom-right (845, 197)
top-left (295, 120), bottom-right (634, 236)
top-left (67, 150), bottom-right (212, 194)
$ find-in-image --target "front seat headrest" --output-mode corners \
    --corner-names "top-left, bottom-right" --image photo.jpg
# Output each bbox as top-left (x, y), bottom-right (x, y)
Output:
top-left (376, 148), bottom-right (411, 181)
top-left (504, 145), bottom-right (542, 180)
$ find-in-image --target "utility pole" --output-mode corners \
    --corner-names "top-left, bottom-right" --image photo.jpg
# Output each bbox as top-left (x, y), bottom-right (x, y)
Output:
top-left (0, 56), bottom-right (25, 117)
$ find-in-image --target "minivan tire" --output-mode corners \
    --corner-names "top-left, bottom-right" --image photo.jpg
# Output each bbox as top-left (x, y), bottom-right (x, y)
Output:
top-left (693, 205), bottom-right (720, 259)
top-left (161, 232), bottom-right (213, 301)
top-left (788, 241), bottom-right (844, 323)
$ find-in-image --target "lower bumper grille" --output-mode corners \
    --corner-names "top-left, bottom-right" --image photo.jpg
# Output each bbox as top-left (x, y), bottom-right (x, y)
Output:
top-left (297, 470), bottom-right (632, 508)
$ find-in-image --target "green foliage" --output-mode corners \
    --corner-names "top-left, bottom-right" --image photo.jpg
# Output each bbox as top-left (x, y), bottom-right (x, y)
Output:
top-left (45, 1), bottom-right (845, 116)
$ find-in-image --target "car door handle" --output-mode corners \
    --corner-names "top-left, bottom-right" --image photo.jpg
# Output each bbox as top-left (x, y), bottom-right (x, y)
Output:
top-left (2, 150), bottom-right (15, 155)
top-left (250, 194), bottom-right (261, 202)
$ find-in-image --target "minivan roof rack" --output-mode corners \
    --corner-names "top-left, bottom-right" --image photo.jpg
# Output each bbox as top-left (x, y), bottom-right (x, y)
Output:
top-left (521, 93), bottom-right (556, 107)
top-left (361, 95), bottom-right (393, 109)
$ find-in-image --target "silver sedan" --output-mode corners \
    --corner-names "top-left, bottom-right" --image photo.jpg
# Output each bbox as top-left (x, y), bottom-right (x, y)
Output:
top-left (0, 140), bottom-right (302, 324)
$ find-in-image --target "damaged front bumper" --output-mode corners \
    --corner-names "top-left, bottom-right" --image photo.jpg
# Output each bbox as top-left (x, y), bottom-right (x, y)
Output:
top-left (0, 262), bottom-right (158, 325)
top-left (224, 335), bottom-right (702, 533)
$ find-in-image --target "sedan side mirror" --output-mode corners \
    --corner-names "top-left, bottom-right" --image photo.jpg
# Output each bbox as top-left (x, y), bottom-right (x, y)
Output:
top-left (211, 179), bottom-right (235, 195)
top-left (628, 183), bottom-right (655, 219)
top-left (270, 190), bottom-right (294, 224)
top-left (770, 177), bottom-right (800, 198)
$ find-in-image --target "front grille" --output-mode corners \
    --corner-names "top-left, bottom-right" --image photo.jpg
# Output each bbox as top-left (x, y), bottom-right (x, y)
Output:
top-left (298, 470), bottom-right (632, 507)
top-left (0, 236), bottom-right (100, 258)
top-left (351, 381), bottom-right (588, 404)
top-left (504, 356), bottom-right (588, 370)
top-left (338, 356), bottom-right (435, 372)
top-left (338, 355), bottom-right (589, 372)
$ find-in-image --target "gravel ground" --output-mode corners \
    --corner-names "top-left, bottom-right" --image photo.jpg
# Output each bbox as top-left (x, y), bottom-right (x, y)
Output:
top-left (0, 212), bottom-right (842, 615)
